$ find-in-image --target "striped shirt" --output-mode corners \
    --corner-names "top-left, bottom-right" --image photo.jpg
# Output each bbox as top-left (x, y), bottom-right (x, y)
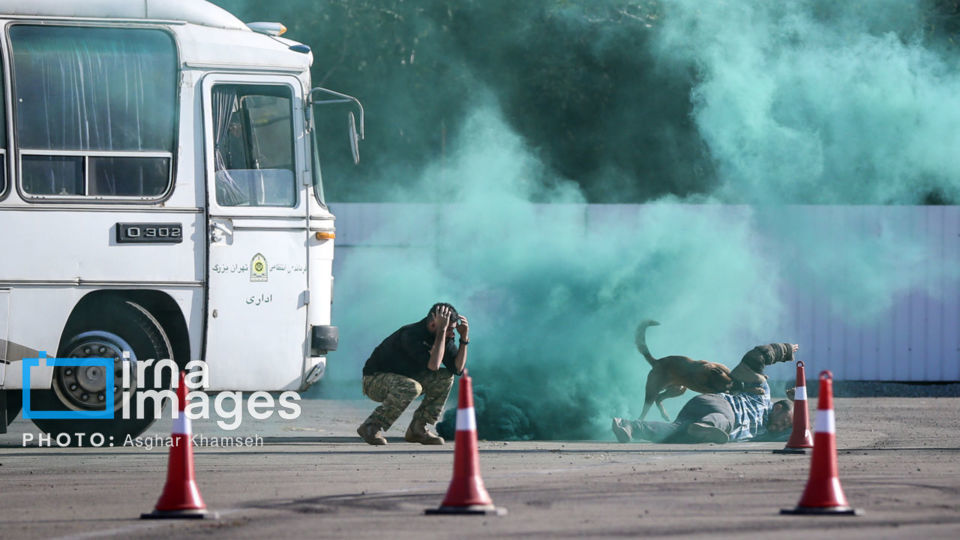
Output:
top-left (721, 381), bottom-right (773, 441)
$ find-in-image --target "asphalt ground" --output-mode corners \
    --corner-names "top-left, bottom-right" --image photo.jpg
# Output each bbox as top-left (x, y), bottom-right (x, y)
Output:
top-left (1, 396), bottom-right (959, 539)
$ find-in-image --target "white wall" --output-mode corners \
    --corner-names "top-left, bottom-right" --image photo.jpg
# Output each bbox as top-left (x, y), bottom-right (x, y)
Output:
top-left (331, 203), bottom-right (960, 382)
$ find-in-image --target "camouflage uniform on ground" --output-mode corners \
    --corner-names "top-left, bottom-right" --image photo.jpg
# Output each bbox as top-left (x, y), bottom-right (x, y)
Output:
top-left (362, 370), bottom-right (455, 429)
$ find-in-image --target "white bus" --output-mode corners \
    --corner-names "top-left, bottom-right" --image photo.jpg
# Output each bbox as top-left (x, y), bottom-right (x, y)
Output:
top-left (0, 0), bottom-right (362, 439)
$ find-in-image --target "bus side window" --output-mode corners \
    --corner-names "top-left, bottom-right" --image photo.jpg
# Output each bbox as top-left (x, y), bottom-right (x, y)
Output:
top-left (9, 26), bottom-right (176, 200)
top-left (0, 51), bottom-right (5, 196)
top-left (212, 85), bottom-right (296, 207)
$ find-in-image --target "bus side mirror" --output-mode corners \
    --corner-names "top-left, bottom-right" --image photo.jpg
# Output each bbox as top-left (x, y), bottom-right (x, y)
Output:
top-left (310, 87), bottom-right (364, 165)
top-left (348, 111), bottom-right (360, 165)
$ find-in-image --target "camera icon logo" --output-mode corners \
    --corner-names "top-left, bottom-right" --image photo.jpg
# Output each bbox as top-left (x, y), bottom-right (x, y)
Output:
top-left (22, 352), bottom-right (115, 420)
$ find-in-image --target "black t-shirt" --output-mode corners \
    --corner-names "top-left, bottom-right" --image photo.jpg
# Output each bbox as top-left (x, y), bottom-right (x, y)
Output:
top-left (362, 318), bottom-right (460, 377)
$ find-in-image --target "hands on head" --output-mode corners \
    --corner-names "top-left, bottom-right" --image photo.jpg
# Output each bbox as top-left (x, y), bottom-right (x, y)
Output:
top-left (454, 315), bottom-right (469, 341)
top-left (430, 305), bottom-right (453, 332)
top-left (429, 304), bottom-right (469, 342)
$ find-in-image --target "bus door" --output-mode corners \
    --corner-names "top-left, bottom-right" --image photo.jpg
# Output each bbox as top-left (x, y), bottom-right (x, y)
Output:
top-left (202, 75), bottom-right (309, 390)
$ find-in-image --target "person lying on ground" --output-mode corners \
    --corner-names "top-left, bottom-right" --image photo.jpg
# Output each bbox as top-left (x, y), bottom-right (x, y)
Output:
top-left (612, 382), bottom-right (794, 443)
top-left (612, 343), bottom-right (799, 444)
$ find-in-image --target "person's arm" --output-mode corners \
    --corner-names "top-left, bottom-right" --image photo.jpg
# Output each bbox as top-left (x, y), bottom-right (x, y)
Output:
top-left (426, 306), bottom-right (453, 371)
top-left (766, 343), bottom-right (798, 364)
top-left (451, 315), bottom-right (470, 374)
top-left (738, 343), bottom-right (799, 374)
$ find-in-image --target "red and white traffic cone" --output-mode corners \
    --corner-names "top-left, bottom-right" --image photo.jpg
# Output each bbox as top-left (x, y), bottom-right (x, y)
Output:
top-left (781, 370), bottom-right (861, 515)
top-left (426, 370), bottom-right (506, 516)
top-left (142, 371), bottom-right (216, 519)
top-left (774, 360), bottom-right (814, 454)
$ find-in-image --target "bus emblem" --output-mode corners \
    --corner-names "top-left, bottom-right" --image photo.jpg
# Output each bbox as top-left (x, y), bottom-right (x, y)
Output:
top-left (250, 254), bottom-right (268, 282)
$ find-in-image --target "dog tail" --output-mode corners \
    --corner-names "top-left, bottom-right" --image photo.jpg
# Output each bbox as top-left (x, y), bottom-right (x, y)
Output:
top-left (635, 320), bottom-right (661, 366)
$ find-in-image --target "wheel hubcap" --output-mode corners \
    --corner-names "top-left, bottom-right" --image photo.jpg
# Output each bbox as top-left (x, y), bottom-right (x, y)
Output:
top-left (53, 331), bottom-right (137, 412)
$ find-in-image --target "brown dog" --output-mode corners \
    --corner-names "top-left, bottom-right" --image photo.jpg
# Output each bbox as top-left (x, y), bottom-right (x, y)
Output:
top-left (635, 320), bottom-right (735, 422)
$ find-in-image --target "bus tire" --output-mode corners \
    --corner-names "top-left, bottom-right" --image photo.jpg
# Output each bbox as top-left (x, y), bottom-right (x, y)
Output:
top-left (30, 299), bottom-right (174, 445)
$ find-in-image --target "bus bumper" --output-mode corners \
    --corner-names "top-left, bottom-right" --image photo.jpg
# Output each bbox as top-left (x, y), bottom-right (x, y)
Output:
top-left (310, 325), bottom-right (338, 356)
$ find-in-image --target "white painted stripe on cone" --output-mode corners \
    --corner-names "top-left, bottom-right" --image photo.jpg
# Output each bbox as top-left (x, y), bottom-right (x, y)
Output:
top-left (815, 409), bottom-right (835, 434)
top-left (456, 407), bottom-right (476, 431)
top-left (793, 386), bottom-right (807, 401)
top-left (172, 415), bottom-right (191, 435)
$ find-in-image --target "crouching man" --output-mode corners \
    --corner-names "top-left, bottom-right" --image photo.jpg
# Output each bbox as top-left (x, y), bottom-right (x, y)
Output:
top-left (357, 303), bottom-right (469, 446)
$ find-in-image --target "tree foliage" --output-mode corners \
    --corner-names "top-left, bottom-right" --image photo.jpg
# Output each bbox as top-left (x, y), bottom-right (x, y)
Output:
top-left (211, 0), bottom-right (959, 204)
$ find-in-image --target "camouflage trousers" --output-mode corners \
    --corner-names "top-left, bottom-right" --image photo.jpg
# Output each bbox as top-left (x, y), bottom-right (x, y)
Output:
top-left (362, 370), bottom-right (455, 430)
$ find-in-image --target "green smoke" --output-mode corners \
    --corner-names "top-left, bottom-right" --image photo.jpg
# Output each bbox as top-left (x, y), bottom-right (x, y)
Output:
top-left (207, 0), bottom-right (959, 438)
top-left (659, 0), bottom-right (960, 205)
top-left (327, 105), bottom-right (785, 438)
top-left (658, 0), bottom-right (959, 319)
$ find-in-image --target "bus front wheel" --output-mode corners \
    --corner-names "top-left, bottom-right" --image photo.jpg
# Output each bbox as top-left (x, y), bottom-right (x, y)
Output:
top-left (30, 299), bottom-right (174, 445)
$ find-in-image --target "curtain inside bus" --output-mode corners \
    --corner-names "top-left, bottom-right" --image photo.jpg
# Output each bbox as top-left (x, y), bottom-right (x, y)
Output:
top-left (212, 84), bottom-right (296, 207)
top-left (10, 26), bottom-right (176, 197)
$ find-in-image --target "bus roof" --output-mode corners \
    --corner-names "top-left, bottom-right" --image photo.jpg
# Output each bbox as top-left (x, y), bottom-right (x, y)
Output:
top-left (0, 0), bottom-right (313, 72)
top-left (0, 0), bottom-right (248, 31)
